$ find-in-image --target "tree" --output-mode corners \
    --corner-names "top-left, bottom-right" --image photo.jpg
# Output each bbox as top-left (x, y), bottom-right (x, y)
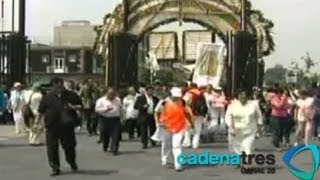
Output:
top-left (264, 64), bottom-right (287, 86)
top-left (289, 52), bottom-right (319, 88)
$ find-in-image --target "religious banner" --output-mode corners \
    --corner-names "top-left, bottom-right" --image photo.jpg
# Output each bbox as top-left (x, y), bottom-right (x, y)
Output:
top-left (192, 43), bottom-right (225, 87)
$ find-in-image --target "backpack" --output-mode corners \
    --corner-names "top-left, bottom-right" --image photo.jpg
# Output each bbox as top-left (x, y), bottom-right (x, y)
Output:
top-left (190, 93), bottom-right (208, 116)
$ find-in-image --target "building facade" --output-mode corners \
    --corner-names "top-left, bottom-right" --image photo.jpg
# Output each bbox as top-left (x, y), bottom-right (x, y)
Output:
top-left (53, 20), bottom-right (96, 47)
top-left (28, 44), bottom-right (103, 84)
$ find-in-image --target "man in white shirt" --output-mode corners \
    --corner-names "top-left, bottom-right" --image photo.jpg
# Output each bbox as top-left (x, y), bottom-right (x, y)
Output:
top-left (123, 87), bottom-right (140, 139)
top-left (95, 88), bottom-right (123, 155)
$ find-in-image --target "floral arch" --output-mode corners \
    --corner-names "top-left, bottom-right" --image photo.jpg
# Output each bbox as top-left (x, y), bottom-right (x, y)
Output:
top-left (94, 0), bottom-right (274, 60)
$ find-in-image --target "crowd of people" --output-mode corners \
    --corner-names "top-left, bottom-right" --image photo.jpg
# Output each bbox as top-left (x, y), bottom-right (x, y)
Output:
top-left (1, 78), bottom-right (320, 176)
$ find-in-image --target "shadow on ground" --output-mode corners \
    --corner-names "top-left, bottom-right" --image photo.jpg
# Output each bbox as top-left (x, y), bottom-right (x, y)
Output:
top-left (62, 169), bottom-right (118, 176)
top-left (199, 144), bottom-right (228, 149)
top-left (0, 143), bottom-right (32, 149)
top-left (119, 150), bottom-right (145, 155)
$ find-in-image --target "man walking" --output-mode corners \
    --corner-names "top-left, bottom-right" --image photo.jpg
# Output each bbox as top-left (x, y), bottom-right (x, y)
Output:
top-left (95, 88), bottom-right (123, 155)
top-left (123, 87), bottom-right (140, 139)
top-left (155, 87), bottom-right (193, 171)
top-left (79, 80), bottom-right (97, 136)
top-left (39, 77), bottom-right (82, 176)
top-left (135, 86), bottom-right (159, 149)
top-left (9, 82), bottom-right (27, 134)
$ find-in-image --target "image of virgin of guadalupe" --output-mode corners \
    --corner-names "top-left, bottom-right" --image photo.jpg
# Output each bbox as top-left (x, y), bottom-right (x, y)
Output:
top-left (197, 48), bottom-right (220, 76)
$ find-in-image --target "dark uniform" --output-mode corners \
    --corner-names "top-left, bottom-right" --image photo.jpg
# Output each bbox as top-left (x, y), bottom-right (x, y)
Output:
top-left (39, 89), bottom-right (82, 174)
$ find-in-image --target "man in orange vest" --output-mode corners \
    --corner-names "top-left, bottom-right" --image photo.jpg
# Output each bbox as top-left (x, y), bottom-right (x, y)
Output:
top-left (182, 84), bottom-right (207, 149)
top-left (154, 87), bottom-right (193, 172)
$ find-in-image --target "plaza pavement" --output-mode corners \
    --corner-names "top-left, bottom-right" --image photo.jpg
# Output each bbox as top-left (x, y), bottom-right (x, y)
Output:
top-left (0, 125), bottom-right (319, 180)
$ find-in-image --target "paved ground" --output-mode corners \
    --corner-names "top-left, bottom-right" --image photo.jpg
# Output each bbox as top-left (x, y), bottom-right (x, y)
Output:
top-left (0, 125), bottom-right (320, 180)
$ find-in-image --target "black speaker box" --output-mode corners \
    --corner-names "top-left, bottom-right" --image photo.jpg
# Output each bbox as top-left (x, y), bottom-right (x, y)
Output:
top-left (108, 32), bottom-right (138, 88)
top-left (232, 31), bottom-right (255, 91)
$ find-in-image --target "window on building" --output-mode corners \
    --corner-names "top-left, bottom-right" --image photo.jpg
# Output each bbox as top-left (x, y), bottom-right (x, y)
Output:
top-left (53, 57), bottom-right (65, 73)
top-left (41, 55), bottom-right (49, 63)
top-left (69, 55), bottom-right (76, 63)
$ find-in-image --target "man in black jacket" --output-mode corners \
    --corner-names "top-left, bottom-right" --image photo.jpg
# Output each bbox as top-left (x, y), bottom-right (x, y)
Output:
top-left (134, 86), bottom-right (159, 149)
top-left (39, 77), bottom-right (82, 176)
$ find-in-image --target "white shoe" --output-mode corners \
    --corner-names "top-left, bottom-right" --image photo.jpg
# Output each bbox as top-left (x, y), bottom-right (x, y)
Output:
top-left (162, 161), bottom-right (167, 166)
top-left (192, 145), bottom-right (199, 149)
top-left (182, 144), bottom-right (191, 148)
top-left (175, 167), bottom-right (183, 172)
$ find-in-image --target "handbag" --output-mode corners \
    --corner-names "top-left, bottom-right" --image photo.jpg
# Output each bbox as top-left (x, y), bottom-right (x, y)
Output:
top-left (22, 92), bottom-right (35, 128)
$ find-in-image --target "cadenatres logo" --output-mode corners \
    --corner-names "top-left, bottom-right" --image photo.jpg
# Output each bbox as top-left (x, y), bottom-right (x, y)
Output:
top-left (282, 144), bottom-right (320, 180)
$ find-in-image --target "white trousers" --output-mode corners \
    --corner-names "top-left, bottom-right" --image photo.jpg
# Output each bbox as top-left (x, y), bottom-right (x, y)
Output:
top-left (228, 130), bottom-right (256, 155)
top-left (208, 109), bottom-right (225, 128)
top-left (13, 111), bottom-right (25, 133)
top-left (182, 116), bottom-right (203, 148)
top-left (161, 130), bottom-right (184, 169)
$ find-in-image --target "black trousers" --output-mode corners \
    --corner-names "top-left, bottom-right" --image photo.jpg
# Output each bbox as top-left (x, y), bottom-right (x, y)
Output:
top-left (270, 116), bottom-right (291, 147)
top-left (83, 109), bottom-right (98, 135)
top-left (100, 117), bottom-right (121, 152)
top-left (140, 115), bottom-right (156, 147)
top-left (46, 125), bottom-right (77, 171)
top-left (125, 118), bottom-right (140, 139)
top-left (314, 114), bottom-right (320, 137)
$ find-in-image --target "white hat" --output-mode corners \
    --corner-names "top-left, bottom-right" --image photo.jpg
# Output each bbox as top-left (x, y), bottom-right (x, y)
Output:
top-left (170, 87), bottom-right (182, 97)
top-left (14, 82), bottom-right (22, 88)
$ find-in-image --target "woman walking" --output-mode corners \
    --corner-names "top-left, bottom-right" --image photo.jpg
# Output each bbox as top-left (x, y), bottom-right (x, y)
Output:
top-left (269, 88), bottom-right (290, 149)
top-left (25, 83), bottom-right (44, 145)
top-left (294, 90), bottom-right (315, 145)
top-left (205, 85), bottom-right (227, 133)
top-left (225, 90), bottom-right (263, 166)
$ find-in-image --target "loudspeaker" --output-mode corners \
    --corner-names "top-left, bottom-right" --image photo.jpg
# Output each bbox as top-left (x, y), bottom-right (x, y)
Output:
top-left (232, 31), bottom-right (255, 91)
top-left (108, 32), bottom-right (138, 88)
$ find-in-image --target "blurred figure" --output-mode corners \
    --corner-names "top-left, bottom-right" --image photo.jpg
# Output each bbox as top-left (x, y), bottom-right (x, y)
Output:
top-left (295, 89), bottom-right (315, 145)
top-left (138, 83), bottom-right (146, 95)
top-left (313, 88), bottom-right (320, 139)
top-left (182, 84), bottom-right (207, 149)
top-left (9, 82), bottom-right (27, 134)
top-left (64, 80), bottom-right (77, 93)
top-left (0, 85), bottom-right (8, 124)
top-left (123, 87), bottom-right (140, 139)
top-left (270, 87), bottom-right (290, 149)
top-left (252, 89), bottom-right (269, 135)
top-left (79, 80), bottom-right (97, 136)
top-left (154, 81), bottom-right (170, 100)
top-left (25, 83), bottom-right (44, 145)
top-left (205, 85), bottom-right (227, 133)
top-left (180, 82), bottom-right (189, 96)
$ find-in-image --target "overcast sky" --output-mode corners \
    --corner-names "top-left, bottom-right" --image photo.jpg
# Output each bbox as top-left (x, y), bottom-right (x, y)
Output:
top-left (2, 0), bottom-right (319, 68)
